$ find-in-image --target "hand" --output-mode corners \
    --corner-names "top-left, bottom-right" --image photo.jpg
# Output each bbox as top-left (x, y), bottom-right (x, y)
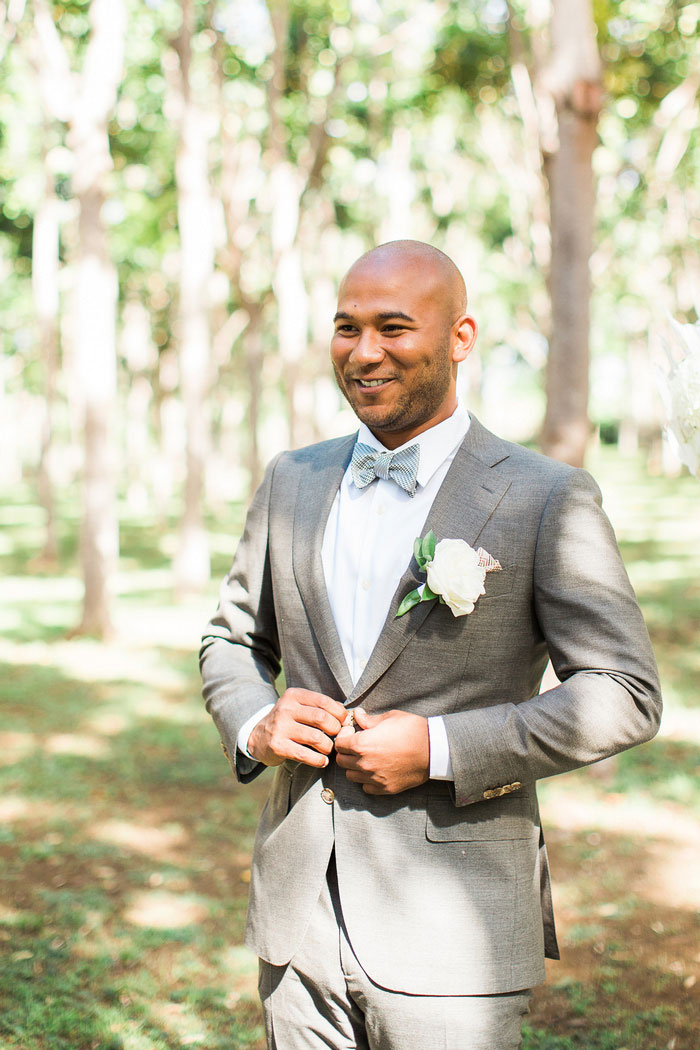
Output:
top-left (247, 688), bottom-right (348, 768)
top-left (334, 708), bottom-right (430, 795)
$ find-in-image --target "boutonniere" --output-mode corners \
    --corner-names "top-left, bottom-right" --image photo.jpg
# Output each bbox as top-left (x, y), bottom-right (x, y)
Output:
top-left (396, 530), bottom-right (502, 618)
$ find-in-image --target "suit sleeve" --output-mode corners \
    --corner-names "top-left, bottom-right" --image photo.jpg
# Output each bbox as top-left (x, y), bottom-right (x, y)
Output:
top-left (199, 455), bottom-right (283, 783)
top-left (443, 468), bottom-right (662, 806)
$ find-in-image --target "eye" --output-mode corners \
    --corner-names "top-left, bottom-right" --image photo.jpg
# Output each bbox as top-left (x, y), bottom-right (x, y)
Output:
top-left (382, 324), bottom-right (407, 335)
top-left (334, 323), bottom-right (357, 335)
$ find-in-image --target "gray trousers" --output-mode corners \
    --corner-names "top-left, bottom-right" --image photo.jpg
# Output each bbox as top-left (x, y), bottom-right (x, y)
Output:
top-left (258, 860), bottom-right (531, 1050)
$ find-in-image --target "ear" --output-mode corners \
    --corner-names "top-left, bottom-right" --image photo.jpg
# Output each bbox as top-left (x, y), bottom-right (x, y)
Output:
top-left (451, 315), bottom-right (478, 364)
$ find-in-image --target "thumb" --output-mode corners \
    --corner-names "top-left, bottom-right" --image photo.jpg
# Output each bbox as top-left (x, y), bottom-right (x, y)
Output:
top-left (351, 707), bottom-right (382, 730)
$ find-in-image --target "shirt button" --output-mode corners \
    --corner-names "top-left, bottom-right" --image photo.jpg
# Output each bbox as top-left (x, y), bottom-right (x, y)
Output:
top-left (320, 788), bottom-right (335, 804)
top-left (361, 578), bottom-right (371, 590)
top-left (376, 504), bottom-right (386, 515)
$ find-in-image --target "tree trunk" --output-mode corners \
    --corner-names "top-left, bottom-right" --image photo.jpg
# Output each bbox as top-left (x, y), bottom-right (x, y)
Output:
top-left (539, 0), bottom-right (602, 467)
top-left (33, 140), bottom-right (61, 564)
top-left (172, 0), bottom-right (213, 594)
top-left (69, 0), bottom-right (126, 637)
top-left (378, 125), bottom-right (416, 243)
top-left (241, 306), bottom-right (264, 495)
top-left (73, 183), bottom-right (120, 636)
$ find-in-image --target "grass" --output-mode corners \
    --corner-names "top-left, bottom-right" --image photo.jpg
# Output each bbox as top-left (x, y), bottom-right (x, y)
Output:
top-left (1, 448), bottom-right (700, 1049)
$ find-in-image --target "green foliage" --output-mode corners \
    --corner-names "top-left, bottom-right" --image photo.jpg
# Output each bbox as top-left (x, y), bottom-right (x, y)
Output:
top-left (414, 529), bottom-right (436, 569)
top-left (432, 1), bottom-right (510, 101)
top-left (1, 0), bottom-right (699, 506)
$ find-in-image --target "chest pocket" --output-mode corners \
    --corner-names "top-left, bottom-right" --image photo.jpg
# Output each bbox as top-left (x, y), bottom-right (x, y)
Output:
top-left (478, 566), bottom-right (516, 600)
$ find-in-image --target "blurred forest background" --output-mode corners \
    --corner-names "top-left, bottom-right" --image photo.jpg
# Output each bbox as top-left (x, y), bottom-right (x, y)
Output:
top-left (1, 0), bottom-right (699, 631)
top-left (1, 1), bottom-right (700, 1049)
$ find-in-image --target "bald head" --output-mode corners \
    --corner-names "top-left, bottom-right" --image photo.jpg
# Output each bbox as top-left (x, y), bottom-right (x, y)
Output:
top-left (341, 240), bottom-right (467, 323)
top-left (331, 239), bottom-right (477, 448)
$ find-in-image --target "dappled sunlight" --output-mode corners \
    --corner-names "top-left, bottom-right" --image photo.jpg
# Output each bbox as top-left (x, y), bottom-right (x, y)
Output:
top-left (1, 575), bottom-right (84, 603)
top-left (113, 568), bottom-right (174, 594)
top-left (0, 794), bottom-right (71, 822)
top-left (147, 1000), bottom-right (213, 1046)
top-left (122, 890), bottom-right (209, 929)
top-left (542, 785), bottom-right (699, 846)
top-left (659, 707), bottom-right (700, 743)
top-left (642, 841), bottom-right (700, 911)
top-left (84, 711), bottom-right (130, 736)
top-left (116, 591), bottom-right (216, 648)
top-left (0, 904), bottom-right (26, 924)
top-left (605, 504), bottom-right (700, 547)
top-left (216, 944), bottom-right (260, 1006)
top-left (0, 636), bottom-right (188, 694)
top-left (44, 733), bottom-right (111, 758)
top-left (91, 819), bottom-right (189, 862)
top-left (217, 944), bottom-right (259, 980)
top-left (0, 730), bottom-right (34, 765)
top-left (541, 783), bottom-right (700, 916)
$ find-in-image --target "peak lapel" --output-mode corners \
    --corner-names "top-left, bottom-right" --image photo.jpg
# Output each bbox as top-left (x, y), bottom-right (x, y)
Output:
top-left (292, 436), bottom-right (356, 698)
top-left (347, 416), bottom-right (512, 703)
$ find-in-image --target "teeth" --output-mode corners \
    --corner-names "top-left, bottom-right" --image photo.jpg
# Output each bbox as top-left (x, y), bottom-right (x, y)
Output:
top-left (358, 379), bottom-right (388, 387)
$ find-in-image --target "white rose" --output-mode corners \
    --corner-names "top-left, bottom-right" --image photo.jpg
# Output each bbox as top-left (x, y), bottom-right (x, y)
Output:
top-left (426, 538), bottom-right (487, 617)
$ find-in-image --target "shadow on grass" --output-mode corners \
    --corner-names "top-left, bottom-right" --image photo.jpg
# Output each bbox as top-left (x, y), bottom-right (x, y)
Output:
top-left (523, 1005), bottom-right (678, 1050)
top-left (1, 661), bottom-right (269, 1050)
top-left (2, 662), bottom-right (102, 728)
top-left (0, 660), bottom-right (266, 800)
top-left (527, 819), bottom-right (700, 1050)
top-left (612, 736), bottom-right (700, 810)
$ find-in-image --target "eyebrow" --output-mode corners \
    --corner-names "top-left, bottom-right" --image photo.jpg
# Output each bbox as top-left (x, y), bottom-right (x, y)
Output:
top-left (333, 310), bottom-right (416, 323)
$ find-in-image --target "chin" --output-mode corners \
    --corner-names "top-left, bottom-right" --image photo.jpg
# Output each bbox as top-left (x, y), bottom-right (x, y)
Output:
top-left (353, 405), bottom-right (395, 429)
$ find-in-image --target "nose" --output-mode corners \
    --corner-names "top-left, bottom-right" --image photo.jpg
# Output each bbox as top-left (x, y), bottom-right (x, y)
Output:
top-left (350, 327), bottom-right (384, 365)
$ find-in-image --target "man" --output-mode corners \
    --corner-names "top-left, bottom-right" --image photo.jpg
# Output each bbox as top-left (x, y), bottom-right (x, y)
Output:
top-left (200, 240), bottom-right (661, 1050)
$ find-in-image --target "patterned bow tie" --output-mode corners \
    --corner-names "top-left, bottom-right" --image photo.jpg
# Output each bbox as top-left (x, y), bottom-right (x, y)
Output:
top-left (350, 441), bottom-right (420, 497)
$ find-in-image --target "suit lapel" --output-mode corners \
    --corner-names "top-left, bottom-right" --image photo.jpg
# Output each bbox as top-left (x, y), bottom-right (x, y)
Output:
top-left (292, 435), bottom-right (356, 698)
top-left (347, 416), bottom-right (512, 702)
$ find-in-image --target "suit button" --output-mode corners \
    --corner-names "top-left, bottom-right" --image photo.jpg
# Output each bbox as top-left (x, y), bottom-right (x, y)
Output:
top-left (320, 788), bottom-right (335, 804)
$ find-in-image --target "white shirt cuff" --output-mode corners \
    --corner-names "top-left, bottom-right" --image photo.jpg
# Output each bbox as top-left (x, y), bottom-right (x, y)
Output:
top-left (237, 704), bottom-right (275, 759)
top-left (428, 715), bottom-right (454, 780)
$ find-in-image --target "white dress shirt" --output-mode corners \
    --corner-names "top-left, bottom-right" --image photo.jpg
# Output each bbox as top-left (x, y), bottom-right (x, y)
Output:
top-left (238, 403), bottom-right (471, 779)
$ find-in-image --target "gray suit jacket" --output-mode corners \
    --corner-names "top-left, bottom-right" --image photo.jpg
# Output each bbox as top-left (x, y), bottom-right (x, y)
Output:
top-left (200, 416), bottom-right (661, 995)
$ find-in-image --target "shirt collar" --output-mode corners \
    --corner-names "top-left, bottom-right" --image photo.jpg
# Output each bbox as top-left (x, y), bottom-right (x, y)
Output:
top-left (355, 402), bottom-right (470, 489)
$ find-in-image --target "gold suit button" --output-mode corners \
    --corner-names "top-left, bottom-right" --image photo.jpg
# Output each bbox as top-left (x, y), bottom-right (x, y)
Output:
top-left (320, 788), bottom-right (335, 805)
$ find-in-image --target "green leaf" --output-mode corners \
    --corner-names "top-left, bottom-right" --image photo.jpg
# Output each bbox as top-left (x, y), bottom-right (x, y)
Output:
top-left (422, 584), bottom-right (438, 601)
top-left (421, 530), bottom-right (436, 563)
top-left (396, 588), bottom-right (423, 617)
top-left (413, 536), bottom-right (425, 568)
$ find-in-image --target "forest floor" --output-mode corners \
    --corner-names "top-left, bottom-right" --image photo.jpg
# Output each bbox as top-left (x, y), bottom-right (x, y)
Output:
top-left (0, 448), bottom-right (699, 1050)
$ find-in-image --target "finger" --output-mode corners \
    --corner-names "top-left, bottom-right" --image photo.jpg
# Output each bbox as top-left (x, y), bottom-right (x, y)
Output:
top-left (297, 703), bottom-right (346, 737)
top-left (259, 727), bottom-right (331, 768)
top-left (333, 734), bottom-right (364, 756)
top-left (286, 743), bottom-right (330, 768)
top-left (290, 724), bottom-right (335, 756)
top-left (334, 750), bottom-right (359, 769)
top-left (261, 716), bottom-right (334, 763)
top-left (351, 707), bottom-right (377, 730)
top-left (334, 725), bottom-right (356, 746)
top-left (286, 689), bottom-right (347, 724)
top-left (343, 767), bottom-right (373, 784)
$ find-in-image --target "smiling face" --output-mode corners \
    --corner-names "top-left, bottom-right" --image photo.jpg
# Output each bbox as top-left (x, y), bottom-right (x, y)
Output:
top-left (331, 243), bottom-right (477, 449)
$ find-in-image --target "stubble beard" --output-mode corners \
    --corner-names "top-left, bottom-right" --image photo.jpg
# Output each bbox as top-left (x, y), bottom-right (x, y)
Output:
top-left (333, 339), bottom-right (454, 437)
